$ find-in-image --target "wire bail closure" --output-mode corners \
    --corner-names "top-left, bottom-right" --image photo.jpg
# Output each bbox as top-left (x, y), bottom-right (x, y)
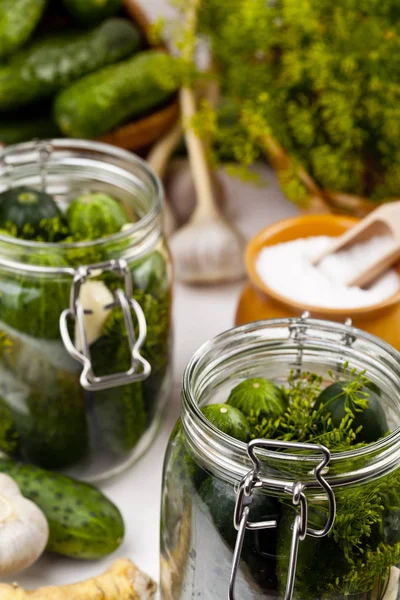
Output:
top-left (229, 438), bottom-right (336, 600)
top-left (60, 258), bottom-right (151, 391)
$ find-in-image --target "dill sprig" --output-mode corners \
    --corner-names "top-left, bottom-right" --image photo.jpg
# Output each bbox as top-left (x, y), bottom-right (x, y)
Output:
top-left (3, 216), bottom-right (69, 242)
top-left (248, 366), bottom-right (369, 451)
top-left (333, 488), bottom-right (385, 564)
top-left (327, 543), bottom-right (400, 598)
top-left (327, 365), bottom-right (370, 417)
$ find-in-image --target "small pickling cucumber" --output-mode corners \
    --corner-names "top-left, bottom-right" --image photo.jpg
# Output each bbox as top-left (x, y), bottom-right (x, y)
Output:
top-left (227, 377), bottom-right (288, 420)
top-left (0, 250), bottom-right (71, 339)
top-left (0, 0), bottom-right (47, 59)
top-left (201, 404), bottom-right (251, 442)
top-left (0, 459), bottom-right (125, 559)
top-left (63, 0), bottom-right (122, 23)
top-left (66, 192), bottom-right (130, 240)
top-left (89, 303), bottom-right (148, 454)
top-left (54, 50), bottom-right (179, 138)
top-left (0, 18), bottom-right (142, 111)
top-left (0, 187), bottom-right (61, 236)
top-left (277, 505), bottom-right (349, 599)
top-left (0, 115), bottom-right (59, 145)
top-left (314, 382), bottom-right (388, 444)
top-left (199, 476), bottom-right (280, 590)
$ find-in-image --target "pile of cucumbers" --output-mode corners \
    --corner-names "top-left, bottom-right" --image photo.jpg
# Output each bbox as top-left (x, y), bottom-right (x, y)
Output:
top-left (0, 0), bottom-right (179, 143)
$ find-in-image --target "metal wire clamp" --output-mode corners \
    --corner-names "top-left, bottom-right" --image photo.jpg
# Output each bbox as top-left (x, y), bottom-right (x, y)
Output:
top-left (59, 258), bottom-right (151, 391)
top-left (229, 438), bottom-right (336, 600)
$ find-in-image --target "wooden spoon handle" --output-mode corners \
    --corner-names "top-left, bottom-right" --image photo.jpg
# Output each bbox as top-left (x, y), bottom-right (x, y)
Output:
top-left (147, 123), bottom-right (182, 179)
top-left (180, 87), bottom-right (219, 220)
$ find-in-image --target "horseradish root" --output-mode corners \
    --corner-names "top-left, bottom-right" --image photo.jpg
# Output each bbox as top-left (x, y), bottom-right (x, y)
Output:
top-left (0, 559), bottom-right (157, 600)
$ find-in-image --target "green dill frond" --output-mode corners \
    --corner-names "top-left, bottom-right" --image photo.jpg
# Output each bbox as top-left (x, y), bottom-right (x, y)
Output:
top-left (172, 0), bottom-right (400, 200)
top-left (328, 543), bottom-right (400, 597)
top-left (248, 368), bottom-right (371, 451)
top-left (328, 363), bottom-right (371, 416)
top-left (332, 488), bottom-right (385, 563)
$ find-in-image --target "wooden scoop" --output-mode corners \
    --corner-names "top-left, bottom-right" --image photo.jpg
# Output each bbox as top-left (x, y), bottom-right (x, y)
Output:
top-left (312, 201), bottom-right (400, 288)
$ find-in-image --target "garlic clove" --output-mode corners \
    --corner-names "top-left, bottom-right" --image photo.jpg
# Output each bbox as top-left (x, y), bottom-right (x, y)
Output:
top-left (74, 280), bottom-right (114, 352)
top-left (0, 474), bottom-right (48, 576)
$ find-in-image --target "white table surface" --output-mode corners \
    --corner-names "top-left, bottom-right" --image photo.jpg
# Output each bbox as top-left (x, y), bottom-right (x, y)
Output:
top-left (3, 1), bottom-right (301, 592)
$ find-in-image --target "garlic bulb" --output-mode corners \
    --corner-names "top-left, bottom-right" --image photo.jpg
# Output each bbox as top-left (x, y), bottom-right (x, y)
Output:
top-left (74, 280), bottom-right (114, 351)
top-left (171, 86), bottom-right (246, 285)
top-left (170, 215), bottom-right (246, 283)
top-left (0, 473), bottom-right (48, 576)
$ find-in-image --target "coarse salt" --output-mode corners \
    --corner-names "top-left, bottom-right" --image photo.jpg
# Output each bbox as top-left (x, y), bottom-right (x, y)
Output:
top-left (255, 235), bottom-right (400, 309)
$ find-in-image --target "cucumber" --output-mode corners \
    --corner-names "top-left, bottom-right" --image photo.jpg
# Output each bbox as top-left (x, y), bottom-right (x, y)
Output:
top-left (54, 50), bottom-right (179, 138)
top-left (0, 18), bottom-right (142, 111)
top-left (67, 192), bottom-right (130, 240)
top-left (201, 404), bottom-right (251, 442)
top-left (277, 506), bottom-right (349, 599)
top-left (314, 382), bottom-right (388, 444)
top-left (0, 458), bottom-right (125, 558)
top-left (227, 377), bottom-right (288, 420)
top-left (0, 250), bottom-right (71, 339)
top-left (0, 115), bottom-right (59, 145)
top-left (199, 476), bottom-right (280, 590)
top-left (0, 0), bottom-right (47, 59)
top-left (63, 0), bottom-right (121, 23)
top-left (0, 186), bottom-right (61, 235)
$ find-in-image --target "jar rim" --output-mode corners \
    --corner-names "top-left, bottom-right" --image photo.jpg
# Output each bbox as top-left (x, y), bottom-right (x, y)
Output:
top-left (0, 139), bottom-right (163, 252)
top-left (182, 317), bottom-right (400, 488)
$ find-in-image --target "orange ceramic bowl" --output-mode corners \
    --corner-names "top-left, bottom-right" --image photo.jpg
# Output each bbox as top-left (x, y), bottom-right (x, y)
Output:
top-left (236, 214), bottom-right (400, 350)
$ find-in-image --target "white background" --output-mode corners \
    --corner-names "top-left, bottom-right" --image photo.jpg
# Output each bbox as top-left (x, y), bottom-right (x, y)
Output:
top-left (5, 0), bottom-right (301, 592)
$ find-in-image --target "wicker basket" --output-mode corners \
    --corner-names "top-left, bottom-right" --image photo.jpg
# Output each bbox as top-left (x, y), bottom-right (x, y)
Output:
top-left (101, 0), bottom-right (179, 151)
top-left (0, 0), bottom-right (179, 152)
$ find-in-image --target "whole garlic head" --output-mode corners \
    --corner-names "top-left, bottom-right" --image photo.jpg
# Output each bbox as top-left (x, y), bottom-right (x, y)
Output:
top-left (0, 473), bottom-right (49, 576)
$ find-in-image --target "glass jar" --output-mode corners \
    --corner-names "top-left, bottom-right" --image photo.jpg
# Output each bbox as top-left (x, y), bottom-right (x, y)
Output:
top-left (0, 139), bottom-right (173, 481)
top-left (161, 316), bottom-right (400, 600)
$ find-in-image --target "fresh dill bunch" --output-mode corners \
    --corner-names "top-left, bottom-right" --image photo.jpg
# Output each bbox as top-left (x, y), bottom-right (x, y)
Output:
top-left (248, 366), bottom-right (371, 451)
top-left (177, 0), bottom-right (400, 203)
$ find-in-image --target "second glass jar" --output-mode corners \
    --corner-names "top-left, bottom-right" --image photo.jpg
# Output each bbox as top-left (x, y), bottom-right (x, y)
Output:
top-left (161, 317), bottom-right (400, 600)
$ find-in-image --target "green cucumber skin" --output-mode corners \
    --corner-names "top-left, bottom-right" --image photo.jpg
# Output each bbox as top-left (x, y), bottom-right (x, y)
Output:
top-left (315, 382), bottom-right (388, 444)
top-left (0, 187), bottom-right (61, 233)
top-left (0, 18), bottom-right (142, 111)
top-left (0, 0), bottom-right (47, 59)
top-left (54, 50), bottom-right (178, 138)
top-left (63, 0), bottom-right (121, 23)
top-left (0, 116), bottom-right (59, 144)
top-left (0, 459), bottom-right (125, 559)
